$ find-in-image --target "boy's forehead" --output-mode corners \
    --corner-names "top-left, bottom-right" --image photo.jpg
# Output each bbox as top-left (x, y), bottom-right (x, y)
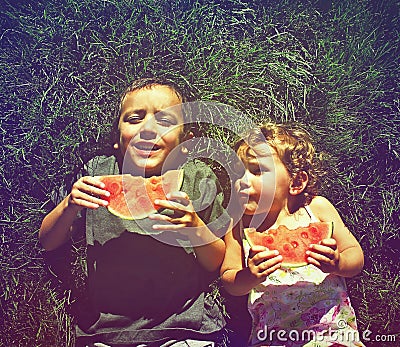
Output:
top-left (121, 86), bottom-right (184, 118)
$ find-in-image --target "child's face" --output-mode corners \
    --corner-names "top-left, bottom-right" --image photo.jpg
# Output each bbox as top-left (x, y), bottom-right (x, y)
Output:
top-left (117, 85), bottom-right (185, 176)
top-left (235, 143), bottom-right (291, 216)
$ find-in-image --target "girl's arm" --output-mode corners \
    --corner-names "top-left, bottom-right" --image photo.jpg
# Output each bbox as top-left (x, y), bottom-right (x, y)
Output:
top-left (220, 224), bottom-right (282, 296)
top-left (39, 176), bottom-right (109, 251)
top-left (306, 196), bottom-right (364, 277)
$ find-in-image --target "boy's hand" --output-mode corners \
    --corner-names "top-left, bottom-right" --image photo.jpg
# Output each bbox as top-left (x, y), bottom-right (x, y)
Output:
top-left (148, 191), bottom-right (203, 235)
top-left (306, 238), bottom-right (340, 273)
top-left (68, 176), bottom-right (110, 211)
top-left (247, 246), bottom-right (282, 282)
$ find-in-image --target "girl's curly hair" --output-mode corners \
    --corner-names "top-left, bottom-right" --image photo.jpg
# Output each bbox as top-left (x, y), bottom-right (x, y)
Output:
top-left (236, 122), bottom-right (325, 205)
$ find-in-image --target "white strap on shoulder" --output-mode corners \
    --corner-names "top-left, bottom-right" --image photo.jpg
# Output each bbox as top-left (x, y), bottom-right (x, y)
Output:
top-left (304, 205), bottom-right (319, 222)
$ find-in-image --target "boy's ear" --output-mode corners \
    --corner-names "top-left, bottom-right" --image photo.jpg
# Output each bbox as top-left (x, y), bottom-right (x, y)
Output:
top-left (180, 131), bottom-right (194, 154)
top-left (289, 171), bottom-right (308, 195)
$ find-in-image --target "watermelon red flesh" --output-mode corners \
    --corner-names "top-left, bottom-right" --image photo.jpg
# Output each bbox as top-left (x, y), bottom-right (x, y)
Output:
top-left (244, 222), bottom-right (333, 267)
top-left (99, 169), bottom-right (183, 220)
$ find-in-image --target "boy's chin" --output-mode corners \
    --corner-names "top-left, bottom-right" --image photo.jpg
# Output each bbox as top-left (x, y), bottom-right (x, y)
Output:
top-left (121, 159), bottom-right (162, 176)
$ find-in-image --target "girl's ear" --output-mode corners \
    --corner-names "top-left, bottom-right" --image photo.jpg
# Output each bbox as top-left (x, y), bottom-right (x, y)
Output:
top-left (180, 131), bottom-right (194, 154)
top-left (289, 171), bottom-right (308, 195)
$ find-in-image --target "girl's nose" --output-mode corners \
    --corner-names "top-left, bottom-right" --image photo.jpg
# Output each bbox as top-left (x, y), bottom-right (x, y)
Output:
top-left (238, 170), bottom-right (251, 188)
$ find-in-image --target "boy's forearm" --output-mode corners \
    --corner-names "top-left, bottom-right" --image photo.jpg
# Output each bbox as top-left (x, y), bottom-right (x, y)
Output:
top-left (187, 217), bottom-right (229, 272)
top-left (221, 268), bottom-right (259, 296)
top-left (39, 196), bottom-right (80, 251)
top-left (192, 238), bottom-right (225, 272)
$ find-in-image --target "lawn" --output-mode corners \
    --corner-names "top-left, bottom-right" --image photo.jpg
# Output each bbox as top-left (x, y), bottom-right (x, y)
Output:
top-left (1, 0), bottom-right (399, 346)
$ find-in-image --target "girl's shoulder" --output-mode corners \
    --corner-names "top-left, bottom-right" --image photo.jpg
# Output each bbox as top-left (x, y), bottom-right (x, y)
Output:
top-left (307, 195), bottom-right (340, 221)
top-left (308, 195), bottom-right (331, 208)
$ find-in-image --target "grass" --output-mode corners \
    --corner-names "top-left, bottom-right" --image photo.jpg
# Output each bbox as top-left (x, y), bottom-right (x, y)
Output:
top-left (1, 0), bottom-right (399, 346)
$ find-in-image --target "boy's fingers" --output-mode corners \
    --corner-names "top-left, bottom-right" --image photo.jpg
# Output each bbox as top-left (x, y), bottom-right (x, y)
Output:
top-left (154, 199), bottom-right (187, 211)
top-left (72, 190), bottom-right (109, 207)
top-left (81, 176), bottom-right (105, 188)
top-left (165, 192), bottom-right (191, 206)
top-left (149, 214), bottom-right (171, 222)
top-left (85, 185), bottom-right (110, 198)
top-left (152, 223), bottom-right (186, 231)
top-left (71, 197), bottom-right (101, 209)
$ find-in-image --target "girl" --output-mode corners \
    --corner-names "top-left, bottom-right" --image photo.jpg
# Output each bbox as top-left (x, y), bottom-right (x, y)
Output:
top-left (221, 122), bottom-right (364, 347)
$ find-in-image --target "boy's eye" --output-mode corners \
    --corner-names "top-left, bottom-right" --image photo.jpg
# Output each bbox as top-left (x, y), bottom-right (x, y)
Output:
top-left (156, 112), bottom-right (178, 127)
top-left (126, 111), bottom-right (145, 123)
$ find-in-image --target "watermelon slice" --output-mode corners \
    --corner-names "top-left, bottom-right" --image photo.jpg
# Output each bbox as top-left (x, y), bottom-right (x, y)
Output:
top-left (244, 222), bottom-right (334, 268)
top-left (99, 169), bottom-right (184, 220)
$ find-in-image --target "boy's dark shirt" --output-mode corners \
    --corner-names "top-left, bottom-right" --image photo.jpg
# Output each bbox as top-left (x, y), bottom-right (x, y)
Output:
top-left (47, 155), bottom-right (232, 345)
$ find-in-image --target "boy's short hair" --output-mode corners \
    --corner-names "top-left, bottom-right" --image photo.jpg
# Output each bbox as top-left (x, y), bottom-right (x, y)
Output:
top-left (111, 77), bottom-right (193, 145)
top-left (236, 122), bottom-right (323, 205)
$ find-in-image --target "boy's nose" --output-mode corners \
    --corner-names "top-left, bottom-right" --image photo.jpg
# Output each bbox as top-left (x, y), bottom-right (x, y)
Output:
top-left (139, 115), bottom-right (157, 138)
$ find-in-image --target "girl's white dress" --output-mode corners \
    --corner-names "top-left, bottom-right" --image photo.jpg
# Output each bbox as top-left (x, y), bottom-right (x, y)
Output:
top-left (243, 206), bottom-right (365, 347)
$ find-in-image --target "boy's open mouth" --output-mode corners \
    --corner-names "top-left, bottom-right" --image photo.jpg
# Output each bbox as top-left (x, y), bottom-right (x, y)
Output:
top-left (134, 142), bottom-right (161, 151)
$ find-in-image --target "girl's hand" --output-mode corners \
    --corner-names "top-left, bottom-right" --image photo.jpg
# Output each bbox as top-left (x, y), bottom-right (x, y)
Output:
top-left (306, 238), bottom-right (340, 273)
top-left (149, 191), bottom-right (203, 234)
top-left (68, 176), bottom-right (110, 211)
top-left (247, 245), bottom-right (282, 281)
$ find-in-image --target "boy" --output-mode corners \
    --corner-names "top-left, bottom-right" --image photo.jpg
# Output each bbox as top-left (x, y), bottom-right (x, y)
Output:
top-left (40, 78), bottom-right (232, 346)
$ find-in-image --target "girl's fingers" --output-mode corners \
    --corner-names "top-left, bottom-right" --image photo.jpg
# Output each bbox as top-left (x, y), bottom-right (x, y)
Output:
top-left (308, 244), bottom-right (337, 260)
top-left (306, 249), bottom-right (336, 266)
top-left (306, 256), bottom-right (321, 267)
top-left (260, 262), bottom-right (282, 277)
top-left (249, 254), bottom-right (282, 278)
top-left (250, 249), bottom-right (279, 266)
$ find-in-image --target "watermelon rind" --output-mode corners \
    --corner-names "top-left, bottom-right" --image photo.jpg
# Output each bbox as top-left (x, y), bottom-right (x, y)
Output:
top-left (244, 221), bottom-right (334, 268)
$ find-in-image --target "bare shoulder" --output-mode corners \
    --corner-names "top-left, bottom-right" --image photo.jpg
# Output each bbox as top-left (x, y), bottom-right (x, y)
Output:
top-left (309, 195), bottom-right (334, 210)
top-left (308, 196), bottom-right (342, 221)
